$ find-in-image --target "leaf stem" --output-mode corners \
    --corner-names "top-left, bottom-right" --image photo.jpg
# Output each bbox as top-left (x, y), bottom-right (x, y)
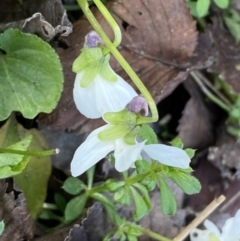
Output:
top-left (93, 0), bottom-right (122, 49)
top-left (76, 0), bottom-right (158, 123)
top-left (190, 71), bottom-right (232, 112)
top-left (0, 148), bottom-right (59, 156)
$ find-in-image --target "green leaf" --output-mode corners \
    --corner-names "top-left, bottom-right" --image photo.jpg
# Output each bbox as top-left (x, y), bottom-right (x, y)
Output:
top-left (186, 1), bottom-right (199, 18)
top-left (14, 128), bottom-right (52, 219)
top-left (105, 179), bottom-right (125, 192)
top-left (168, 170), bottom-right (201, 194)
top-left (213, 0), bottom-right (229, 9)
top-left (130, 186), bottom-right (149, 221)
top-left (139, 124), bottom-right (158, 144)
top-left (54, 193), bottom-right (67, 213)
top-left (64, 194), bottom-right (88, 222)
top-left (0, 220), bottom-right (4, 235)
top-left (39, 209), bottom-right (62, 221)
top-left (157, 177), bottom-right (177, 215)
top-left (62, 177), bottom-right (86, 195)
top-left (0, 135), bottom-right (32, 168)
top-left (133, 183), bottom-right (151, 210)
top-left (196, 0), bottom-right (210, 17)
top-left (170, 137), bottom-right (184, 149)
top-left (224, 9), bottom-right (240, 43)
top-left (0, 29), bottom-right (63, 121)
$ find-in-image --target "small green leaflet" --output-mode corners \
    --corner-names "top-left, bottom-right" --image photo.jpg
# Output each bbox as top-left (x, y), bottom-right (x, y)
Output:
top-left (0, 29), bottom-right (63, 120)
top-left (139, 124), bottom-right (158, 144)
top-left (62, 177), bottom-right (86, 195)
top-left (213, 0), bottom-right (229, 9)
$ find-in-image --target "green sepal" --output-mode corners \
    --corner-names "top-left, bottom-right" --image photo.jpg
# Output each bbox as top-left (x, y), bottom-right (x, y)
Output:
top-left (99, 54), bottom-right (118, 83)
top-left (123, 126), bottom-right (141, 145)
top-left (185, 148), bottom-right (196, 158)
top-left (168, 169), bottom-right (201, 195)
top-left (139, 124), bottom-right (158, 144)
top-left (114, 186), bottom-right (131, 206)
top-left (104, 110), bottom-right (137, 126)
top-left (213, 0), bottom-right (229, 9)
top-left (80, 63), bottom-right (102, 88)
top-left (72, 47), bottom-right (104, 73)
top-left (157, 176), bottom-right (177, 215)
top-left (130, 186), bottom-right (150, 221)
top-left (62, 177), bottom-right (86, 195)
top-left (64, 193), bottom-right (88, 222)
top-left (170, 137), bottom-right (184, 149)
top-left (98, 125), bottom-right (131, 141)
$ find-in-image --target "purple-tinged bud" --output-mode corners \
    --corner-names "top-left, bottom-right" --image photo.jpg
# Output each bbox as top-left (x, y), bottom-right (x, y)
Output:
top-left (126, 96), bottom-right (149, 116)
top-left (85, 31), bottom-right (104, 48)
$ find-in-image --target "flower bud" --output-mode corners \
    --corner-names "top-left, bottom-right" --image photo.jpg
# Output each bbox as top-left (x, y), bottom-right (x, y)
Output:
top-left (85, 31), bottom-right (104, 48)
top-left (126, 96), bottom-right (149, 116)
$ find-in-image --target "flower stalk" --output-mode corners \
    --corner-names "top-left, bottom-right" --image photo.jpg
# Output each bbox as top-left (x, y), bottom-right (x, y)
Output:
top-left (0, 148), bottom-right (59, 156)
top-left (76, 0), bottom-right (158, 123)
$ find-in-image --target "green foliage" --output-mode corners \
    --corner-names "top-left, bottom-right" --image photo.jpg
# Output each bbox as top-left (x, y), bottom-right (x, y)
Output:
top-left (64, 194), bottom-right (88, 222)
top-left (224, 9), bottom-right (240, 43)
top-left (139, 124), bottom-right (158, 144)
top-left (62, 177), bottom-right (86, 195)
top-left (54, 193), bottom-right (67, 213)
top-left (0, 118), bottom-right (32, 178)
top-left (13, 127), bottom-right (52, 219)
top-left (0, 29), bottom-right (63, 121)
top-left (196, 0), bottom-right (210, 17)
top-left (0, 220), bottom-right (4, 236)
top-left (157, 176), bottom-right (177, 215)
top-left (185, 148), bottom-right (196, 158)
top-left (168, 168), bottom-right (201, 195)
top-left (213, 0), bottom-right (228, 8)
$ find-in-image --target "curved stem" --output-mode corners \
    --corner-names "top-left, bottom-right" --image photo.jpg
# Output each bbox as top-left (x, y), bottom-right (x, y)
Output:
top-left (76, 0), bottom-right (158, 123)
top-left (0, 148), bottom-right (59, 156)
top-left (93, 0), bottom-right (122, 49)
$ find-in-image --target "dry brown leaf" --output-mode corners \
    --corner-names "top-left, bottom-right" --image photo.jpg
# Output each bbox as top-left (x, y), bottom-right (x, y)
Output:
top-left (39, 0), bottom-right (198, 132)
top-left (177, 78), bottom-right (215, 149)
top-left (0, 180), bottom-right (35, 241)
top-left (0, 0), bottom-right (72, 41)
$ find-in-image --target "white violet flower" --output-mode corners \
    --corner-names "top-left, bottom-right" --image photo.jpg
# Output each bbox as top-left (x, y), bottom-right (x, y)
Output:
top-left (72, 31), bottom-right (137, 119)
top-left (190, 209), bottom-right (240, 241)
top-left (70, 109), bottom-right (190, 177)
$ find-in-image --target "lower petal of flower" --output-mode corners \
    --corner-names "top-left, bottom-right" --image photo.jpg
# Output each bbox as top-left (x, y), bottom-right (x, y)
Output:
top-left (114, 139), bottom-right (145, 172)
top-left (142, 144), bottom-right (190, 168)
top-left (71, 125), bottom-right (114, 176)
top-left (73, 72), bottom-right (100, 118)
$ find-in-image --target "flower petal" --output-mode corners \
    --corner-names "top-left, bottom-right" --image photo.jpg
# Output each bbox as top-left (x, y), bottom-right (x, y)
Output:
top-left (190, 228), bottom-right (212, 241)
top-left (204, 220), bottom-right (221, 237)
top-left (221, 209), bottom-right (240, 241)
top-left (73, 72), bottom-right (100, 118)
top-left (95, 74), bottom-right (137, 115)
top-left (114, 139), bottom-right (145, 172)
top-left (71, 125), bottom-right (114, 177)
top-left (142, 144), bottom-right (190, 168)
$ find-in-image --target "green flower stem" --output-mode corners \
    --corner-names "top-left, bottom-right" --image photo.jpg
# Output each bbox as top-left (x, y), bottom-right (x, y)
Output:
top-left (93, 0), bottom-right (122, 49)
top-left (0, 148), bottom-right (59, 156)
top-left (76, 0), bottom-right (158, 123)
top-left (127, 222), bottom-right (173, 241)
top-left (190, 71), bottom-right (232, 112)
